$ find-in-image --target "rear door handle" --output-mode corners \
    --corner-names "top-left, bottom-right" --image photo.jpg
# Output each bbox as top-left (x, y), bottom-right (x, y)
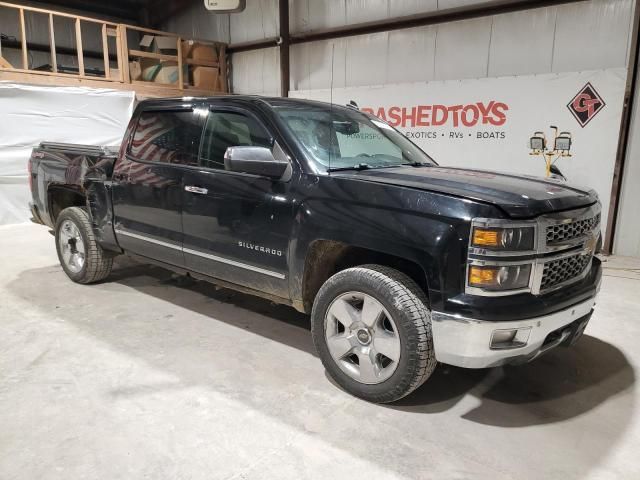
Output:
top-left (185, 185), bottom-right (208, 195)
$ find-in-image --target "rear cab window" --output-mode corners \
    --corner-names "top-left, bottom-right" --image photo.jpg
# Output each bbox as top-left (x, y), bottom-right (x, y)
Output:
top-left (129, 109), bottom-right (203, 166)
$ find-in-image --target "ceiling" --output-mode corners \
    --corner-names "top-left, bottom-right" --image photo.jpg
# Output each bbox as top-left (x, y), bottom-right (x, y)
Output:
top-left (26, 0), bottom-right (196, 27)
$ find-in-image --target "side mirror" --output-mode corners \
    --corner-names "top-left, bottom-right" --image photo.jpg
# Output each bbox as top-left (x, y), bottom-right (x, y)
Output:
top-left (224, 146), bottom-right (289, 179)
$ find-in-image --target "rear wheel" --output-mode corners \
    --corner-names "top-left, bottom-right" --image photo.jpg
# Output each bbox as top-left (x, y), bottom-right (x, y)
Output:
top-left (311, 264), bottom-right (436, 403)
top-left (55, 207), bottom-right (113, 284)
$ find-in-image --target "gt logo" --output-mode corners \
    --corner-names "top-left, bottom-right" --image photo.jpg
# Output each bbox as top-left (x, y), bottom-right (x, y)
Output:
top-left (567, 83), bottom-right (605, 127)
top-left (572, 95), bottom-right (600, 117)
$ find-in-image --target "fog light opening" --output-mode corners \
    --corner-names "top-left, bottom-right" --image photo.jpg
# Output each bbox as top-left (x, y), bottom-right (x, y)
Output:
top-left (490, 327), bottom-right (531, 350)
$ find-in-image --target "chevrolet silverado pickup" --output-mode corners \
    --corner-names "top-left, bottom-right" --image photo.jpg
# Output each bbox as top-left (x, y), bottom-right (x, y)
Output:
top-left (28, 96), bottom-right (602, 403)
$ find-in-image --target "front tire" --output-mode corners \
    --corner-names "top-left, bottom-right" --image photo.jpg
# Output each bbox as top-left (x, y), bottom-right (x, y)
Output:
top-left (311, 264), bottom-right (437, 403)
top-left (55, 207), bottom-right (113, 284)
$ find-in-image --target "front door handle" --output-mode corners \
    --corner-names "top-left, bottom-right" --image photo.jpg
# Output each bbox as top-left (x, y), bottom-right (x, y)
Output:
top-left (185, 185), bottom-right (208, 195)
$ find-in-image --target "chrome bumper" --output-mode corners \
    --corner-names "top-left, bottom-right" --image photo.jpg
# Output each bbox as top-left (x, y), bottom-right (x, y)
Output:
top-left (431, 295), bottom-right (597, 368)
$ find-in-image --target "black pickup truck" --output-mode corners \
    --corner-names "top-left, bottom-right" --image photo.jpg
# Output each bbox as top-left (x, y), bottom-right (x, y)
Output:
top-left (28, 96), bottom-right (602, 403)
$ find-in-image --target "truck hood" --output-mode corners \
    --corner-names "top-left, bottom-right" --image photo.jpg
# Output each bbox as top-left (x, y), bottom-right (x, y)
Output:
top-left (335, 166), bottom-right (598, 218)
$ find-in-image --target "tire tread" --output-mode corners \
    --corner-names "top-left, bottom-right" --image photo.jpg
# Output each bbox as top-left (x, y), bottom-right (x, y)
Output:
top-left (311, 264), bottom-right (437, 403)
top-left (56, 207), bottom-right (113, 284)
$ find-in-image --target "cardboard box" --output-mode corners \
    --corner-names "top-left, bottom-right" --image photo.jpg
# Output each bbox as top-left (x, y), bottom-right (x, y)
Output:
top-left (193, 66), bottom-right (219, 90)
top-left (182, 40), bottom-right (218, 63)
top-left (140, 35), bottom-right (178, 55)
top-left (129, 61), bottom-right (142, 81)
top-left (0, 56), bottom-right (13, 68)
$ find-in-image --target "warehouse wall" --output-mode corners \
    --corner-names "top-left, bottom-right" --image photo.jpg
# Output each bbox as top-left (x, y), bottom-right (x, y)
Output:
top-left (164, 0), bottom-right (634, 94)
top-left (163, 0), bottom-right (282, 95)
top-left (614, 83), bottom-right (640, 258)
top-left (289, 0), bottom-right (633, 90)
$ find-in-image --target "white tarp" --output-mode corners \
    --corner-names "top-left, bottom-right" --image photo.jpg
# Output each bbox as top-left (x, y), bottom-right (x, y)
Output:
top-left (291, 68), bottom-right (626, 233)
top-left (0, 83), bottom-right (135, 225)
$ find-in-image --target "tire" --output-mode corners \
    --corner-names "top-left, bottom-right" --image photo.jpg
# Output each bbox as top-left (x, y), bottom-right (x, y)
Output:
top-left (55, 206), bottom-right (113, 284)
top-left (311, 264), bottom-right (437, 403)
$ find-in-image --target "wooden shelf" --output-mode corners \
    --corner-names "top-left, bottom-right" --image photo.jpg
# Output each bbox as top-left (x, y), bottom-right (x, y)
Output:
top-left (128, 49), bottom-right (179, 62)
top-left (0, 69), bottom-right (222, 99)
top-left (0, 1), bottom-right (228, 96)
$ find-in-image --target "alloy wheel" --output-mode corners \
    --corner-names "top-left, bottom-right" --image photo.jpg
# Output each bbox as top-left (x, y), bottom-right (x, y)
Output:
top-left (58, 220), bottom-right (86, 274)
top-left (324, 291), bottom-right (401, 384)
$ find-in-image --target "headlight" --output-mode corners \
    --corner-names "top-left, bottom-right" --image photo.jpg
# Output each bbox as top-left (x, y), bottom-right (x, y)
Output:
top-left (472, 226), bottom-right (535, 251)
top-left (468, 264), bottom-right (531, 291)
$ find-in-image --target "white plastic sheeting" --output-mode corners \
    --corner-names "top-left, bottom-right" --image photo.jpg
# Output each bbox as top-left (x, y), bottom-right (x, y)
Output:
top-left (0, 83), bottom-right (134, 225)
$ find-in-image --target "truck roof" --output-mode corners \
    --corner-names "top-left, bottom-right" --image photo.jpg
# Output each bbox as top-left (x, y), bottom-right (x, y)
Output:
top-left (137, 95), bottom-right (350, 111)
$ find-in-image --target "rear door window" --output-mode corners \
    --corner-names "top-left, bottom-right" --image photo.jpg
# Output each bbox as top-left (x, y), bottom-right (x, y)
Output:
top-left (199, 110), bottom-right (272, 170)
top-left (129, 110), bottom-right (202, 166)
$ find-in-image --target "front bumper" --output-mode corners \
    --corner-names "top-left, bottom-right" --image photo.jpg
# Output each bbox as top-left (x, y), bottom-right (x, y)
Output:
top-left (431, 294), bottom-right (597, 368)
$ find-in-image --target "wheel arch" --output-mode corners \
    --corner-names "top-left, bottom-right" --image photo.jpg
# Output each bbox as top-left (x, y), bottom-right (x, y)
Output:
top-left (48, 185), bottom-right (87, 224)
top-left (299, 239), bottom-right (431, 314)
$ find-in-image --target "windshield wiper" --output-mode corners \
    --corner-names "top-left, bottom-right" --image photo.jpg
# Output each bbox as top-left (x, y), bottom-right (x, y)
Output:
top-left (327, 163), bottom-right (372, 172)
top-left (398, 161), bottom-right (433, 167)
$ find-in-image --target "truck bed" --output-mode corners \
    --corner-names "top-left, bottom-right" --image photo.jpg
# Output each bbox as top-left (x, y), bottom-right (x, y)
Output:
top-left (29, 142), bottom-right (119, 228)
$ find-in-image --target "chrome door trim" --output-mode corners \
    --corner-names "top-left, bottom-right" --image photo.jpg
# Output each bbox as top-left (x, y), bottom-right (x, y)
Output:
top-left (183, 247), bottom-right (286, 279)
top-left (115, 228), bottom-right (286, 280)
top-left (115, 228), bottom-right (182, 251)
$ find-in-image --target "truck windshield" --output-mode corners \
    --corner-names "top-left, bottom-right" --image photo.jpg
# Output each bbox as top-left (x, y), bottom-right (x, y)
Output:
top-left (274, 105), bottom-right (436, 171)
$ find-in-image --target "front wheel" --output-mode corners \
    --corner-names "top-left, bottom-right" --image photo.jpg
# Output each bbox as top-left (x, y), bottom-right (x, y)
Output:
top-left (311, 264), bottom-right (437, 403)
top-left (55, 207), bottom-right (113, 284)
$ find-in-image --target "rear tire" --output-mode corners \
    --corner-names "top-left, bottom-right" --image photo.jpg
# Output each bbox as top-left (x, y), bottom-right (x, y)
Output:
top-left (311, 264), bottom-right (436, 403)
top-left (55, 207), bottom-right (113, 284)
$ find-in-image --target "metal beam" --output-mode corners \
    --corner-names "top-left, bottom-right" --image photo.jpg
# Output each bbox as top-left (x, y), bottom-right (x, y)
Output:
top-left (228, 38), bottom-right (279, 54)
top-left (603, 0), bottom-right (640, 254)
top-left (279, 0), bottom-right (290, 97)
top-left (228, 0), bottom-right (586, 52)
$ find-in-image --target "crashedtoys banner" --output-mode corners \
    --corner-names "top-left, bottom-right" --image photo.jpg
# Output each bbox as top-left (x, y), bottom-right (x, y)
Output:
top-left (291, 68), bottom-right (625, 232)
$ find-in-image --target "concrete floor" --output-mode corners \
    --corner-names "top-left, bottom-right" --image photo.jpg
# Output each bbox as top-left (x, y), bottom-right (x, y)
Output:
top-left (1, 223), bottom-right (639, 480)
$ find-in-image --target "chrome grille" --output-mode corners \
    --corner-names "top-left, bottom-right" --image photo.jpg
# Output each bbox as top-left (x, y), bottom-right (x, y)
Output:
top-left (540, 253), bottom-right (592, 291)
top-left (546, 213), bottom-right (600, 245)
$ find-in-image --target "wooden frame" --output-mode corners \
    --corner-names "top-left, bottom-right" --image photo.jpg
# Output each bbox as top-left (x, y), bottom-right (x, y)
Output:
top-left (48, 13), bottom-right (57, 73)
top-left (121, 24), bottom-right (226, 92)
top-left (0, 1), bottom-right (228, 97)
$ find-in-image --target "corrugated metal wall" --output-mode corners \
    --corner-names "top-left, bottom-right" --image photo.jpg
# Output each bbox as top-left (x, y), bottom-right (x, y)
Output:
top-left (292, 0), bottom-right (633, 91)
top-left (165, 0), bottom-right (634, 95)
top-left (614, 81), bottom-right (640, 258)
